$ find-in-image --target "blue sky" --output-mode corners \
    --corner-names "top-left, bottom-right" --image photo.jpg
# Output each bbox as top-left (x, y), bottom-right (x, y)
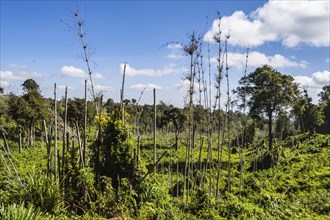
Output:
top-left (1, 0), bottom-right (329, 107)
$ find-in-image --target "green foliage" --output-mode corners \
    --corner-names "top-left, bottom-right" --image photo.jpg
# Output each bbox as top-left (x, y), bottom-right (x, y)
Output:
top-left (137, 177), bottom-right (186, 220)
top-left (1, 75), bottom-right (329, 219)
top-left (95, 108), bottom-right (138, 190)
top-left (65, 98), bottom-right (95, 127)
top-left (76, 168), bottom-right (95, 211)
top-left (0, 203), bottom-right (45, 220)
top-left (95, 176), bottom-right (116, 217)
top-left (237, 65), bottom-right (299, 150)
top-left (318, 85), bottom-right (330, 134)
top-left (292, 89), bottom-right (324, 133)
top-left (4, 170), bottom-right (63, 214)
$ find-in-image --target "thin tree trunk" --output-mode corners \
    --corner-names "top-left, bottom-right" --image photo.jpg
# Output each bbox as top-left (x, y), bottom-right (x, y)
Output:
top-left (121, 63), bottom-right (127, 126)
top-left (95, 95), bottom-right (103, 185)
top-left (239, 47), bottom-right (249, 197)
top-left (216, 89), bottom-right (222, 198)
top-left (19, 132), bottom-right (22, 153)
top-left (268, 112), bottom-right (273, 151)
top-left (74, 10), bottom-right (96, 101)
top-left (54, 83), bottom-right (58, 180)
top-left (186, 33), bottom-right (196, 205)
top-left (238, 135), bottom-right (244, 197)
top-left (137, 136), bottom-right (141, 166)
top-left (76, 121), bottom-right (84, 169)
top-left (1, 145), bottom-right (22, 186)
top-left (62, 86), bottom-right (68, 180)
top-left (169, 143), bottom-right (173, 185)
top-left (43, 120), bottom-right (51, 175)
top-left (198, 135), bottom-right (203, 171)
top-left (225, 36), bottom-right (231, 193)
top-left (176, 162), bottom-right (179, 198)
top-left (215, 14), bottom-right (223, 198)
top-left (0, 151), bottom-right (12, 177)
top-left (153, 88), bottom-right (157, 175)
top-left (1, 129), bottom-right (11, 155)
top-left (83, 80), bottom-right (87, 165)
top-left (71, 137), bottom-right (75, 172)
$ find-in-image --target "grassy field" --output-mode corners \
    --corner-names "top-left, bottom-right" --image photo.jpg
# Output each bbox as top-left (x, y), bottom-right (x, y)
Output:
top-left (1, 132), bottom-right (329, 219)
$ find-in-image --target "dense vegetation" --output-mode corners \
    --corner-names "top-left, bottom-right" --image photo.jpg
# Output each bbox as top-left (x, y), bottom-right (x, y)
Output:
top-left (1, 10), bottom-right (329, 220)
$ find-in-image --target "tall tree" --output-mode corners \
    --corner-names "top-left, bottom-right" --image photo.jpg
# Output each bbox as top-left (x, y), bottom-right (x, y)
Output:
top-left (237, 65), bottom-right (299, 150)
top-left (162, 107), bottom-right (186, 149)
top-left (292, 89), bottom-right (324, 133)
top-left (20, 79), bottom-right (49, 146)
top-left (317, 85), bottom-right (330, 134)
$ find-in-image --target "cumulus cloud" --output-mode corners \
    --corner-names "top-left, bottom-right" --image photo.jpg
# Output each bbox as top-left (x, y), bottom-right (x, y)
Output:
top-left (294, 70), bottom-right (330, 89)
top-left (204, 1), bottom-right (329, 47)
top-left (1, 70), bottom-right (25, 80)
top-left (1, 70), bottom-right (45, 81)
top-left (211, 51), bottom-right (307, 69)
top-left (60, 65), bottom-right (86, 78)
top-left (60, 65), bottom-right (104, 79)
top-left (120, 63), bottom-right (187, 77)
top-left (130, 83), bottom-right (162, 91)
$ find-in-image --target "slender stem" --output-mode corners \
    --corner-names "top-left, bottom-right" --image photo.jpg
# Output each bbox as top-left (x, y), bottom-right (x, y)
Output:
top-left (153, 88), bottom-right (157, 175)
top-left (54, 83), bottom-right (58, 180)
top-left (84, 80), bottom-right (87, 165)
top-left (121, 63), bottom-right (127, 126)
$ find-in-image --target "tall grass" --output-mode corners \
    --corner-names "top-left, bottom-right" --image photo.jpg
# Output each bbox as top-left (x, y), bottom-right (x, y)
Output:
top-left (0, 203), bottom-right (44, 220)
top-left (5, 170), bottom-right (64, 214)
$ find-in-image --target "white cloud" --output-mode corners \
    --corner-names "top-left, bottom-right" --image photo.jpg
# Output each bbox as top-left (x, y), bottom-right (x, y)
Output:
top-left (0, 80), bottom-right (9, 87)
top-left (1, 70), bottom-right (25, 80)
top-left (166, 43), bottom-right (184, 60)
top-left (167, 43), bottom-right (183, 49)
top-left (8, 64), bottom-right (27, 69)
top-left (30, 72), bottom-right (44, 78)
top-left (60, 65), bottom-right (86, 78)
top-left (94, 84), bottom-right (113, 92)
top-left (58, 85), bottom-right (74, 90)
top-left (120, 63), bottom-right (187, 77)
top-left (211, 51), bottom-right (307, 69)
top-left (1, 70), bottom-right (44, 81)
top-left (130, 83), bottom-right (162, 91)
top-left (167, 53), bottom-right (183, 60)
top-left (176, 79), bottom-right (205, 92)
top-left (60, 65), bottom-right (105, 80)
top-left (313, 71), bottom-right (330, 84)
top-left (294, 70), bottom-right (330, 90)
top-left (79, 80), bottom-right (112, 92)
top-left (93, 72), bottom-right (104, 79)
top-left (204, 1), bottom-right (329, 47)
top-left (205, 11), bottom-right (276, 47)
top-left (326, 58), bottom-right (330, 63)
